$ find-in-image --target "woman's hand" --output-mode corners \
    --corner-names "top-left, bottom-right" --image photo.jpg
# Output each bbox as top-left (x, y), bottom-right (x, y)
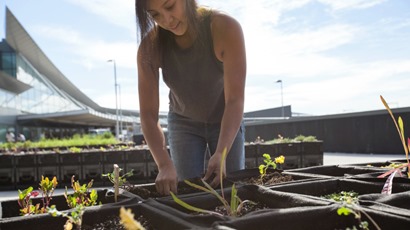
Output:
top-left (203, 151), bottom-right (226, 188)
top-left (155, 161), bottom-right (178, 196)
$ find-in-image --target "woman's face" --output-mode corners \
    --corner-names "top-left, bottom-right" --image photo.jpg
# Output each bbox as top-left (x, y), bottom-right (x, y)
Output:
top-left (147, 0), bottom-right (188, 36)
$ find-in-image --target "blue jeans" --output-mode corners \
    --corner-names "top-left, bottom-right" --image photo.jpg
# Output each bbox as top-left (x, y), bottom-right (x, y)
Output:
top-left (167, 112), bottom-right (245, 181)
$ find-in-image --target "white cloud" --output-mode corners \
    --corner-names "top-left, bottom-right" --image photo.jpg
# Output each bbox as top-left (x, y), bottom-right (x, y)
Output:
top-left (318, 0), bottom-right (387, 10)
top-left (65, 0), bottom-right (136, 33)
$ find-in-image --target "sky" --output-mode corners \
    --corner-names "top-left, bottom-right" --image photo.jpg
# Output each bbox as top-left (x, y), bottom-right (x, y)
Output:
top-left (1, 0), bottom-right (410, 116)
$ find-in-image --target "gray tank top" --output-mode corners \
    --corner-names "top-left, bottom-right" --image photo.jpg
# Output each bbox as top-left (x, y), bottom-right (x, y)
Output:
top-left (161, 13), bottom-right (224, 123)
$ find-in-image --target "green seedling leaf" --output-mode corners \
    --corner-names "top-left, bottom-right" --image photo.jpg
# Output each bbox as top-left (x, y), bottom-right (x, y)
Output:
top-left (170, 192), bottom-right (222, 216)
top-left (337, 207), bottom-right (352, 216)
top-left (230, 184), bottom-right (238, 213)
top-left (183, 179), bottom-right (212, 194)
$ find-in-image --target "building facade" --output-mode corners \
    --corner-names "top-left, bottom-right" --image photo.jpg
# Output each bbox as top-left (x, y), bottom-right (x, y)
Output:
top-left (0, 7), bottom-right (139, 143)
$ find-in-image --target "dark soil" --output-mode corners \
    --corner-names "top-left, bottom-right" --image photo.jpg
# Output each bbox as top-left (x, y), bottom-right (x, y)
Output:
top-left (82, 215), bottom-right (154, 230)
top-left (236, 171), bottom-right (293, 186)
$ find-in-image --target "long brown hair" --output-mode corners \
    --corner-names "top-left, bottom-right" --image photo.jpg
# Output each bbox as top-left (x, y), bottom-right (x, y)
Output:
top-left (135, 0), bottom-right (213, 66)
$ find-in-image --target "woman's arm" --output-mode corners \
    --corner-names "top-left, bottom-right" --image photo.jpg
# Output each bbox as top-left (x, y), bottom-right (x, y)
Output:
top-left (204, 13), bottom-right (247, 186)
top-left (137, 38), bottom-right (178, 195)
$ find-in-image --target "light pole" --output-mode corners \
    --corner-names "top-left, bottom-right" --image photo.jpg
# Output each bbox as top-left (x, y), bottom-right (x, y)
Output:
top-left (276, 80), bottom-right (284, 118)
top-left (107, 59), bottom-right (119, 140)
top-left (118, 84), bottom-right (123, 140)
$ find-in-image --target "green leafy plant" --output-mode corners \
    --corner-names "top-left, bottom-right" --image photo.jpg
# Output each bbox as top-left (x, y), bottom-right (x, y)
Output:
top-left (322, 191), bottom-right (359, 203)
top-left (337, 198), bottom-right (381, 230)
top-left (170, 148), bottom-right (255, 217)
top-left (0, 133), bottom-right (118, 153)
top-left (294, 135), bottom-right (318, 142)
top-left (48, 204), bottom-right (85, 230)
top-left (64, 176), bottom-right (99, 209)
top-left (102, 167), bottom-right (134, 187)
top-left (378, 96), bottom-right (410, 194)
top-left (17, 176), bottom-right (58, 216)
top-left (18, 187), bottom-right (42, 215)
top-left (258, 153), bottom-right (285, 177)
top-left (38, 176), bottom-right (58, 210)
top-left (323, 191), bottom-right (380, 230)
top-left (102, 164), bottom-right (133, 202)
top-left (68, 146), bottom-right (82, 153)
top-left (48, 176), bottom-right (99, 229)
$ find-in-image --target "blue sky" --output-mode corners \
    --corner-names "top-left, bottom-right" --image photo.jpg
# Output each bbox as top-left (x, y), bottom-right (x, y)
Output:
top-left (1, 0), bottom-right (410, 115)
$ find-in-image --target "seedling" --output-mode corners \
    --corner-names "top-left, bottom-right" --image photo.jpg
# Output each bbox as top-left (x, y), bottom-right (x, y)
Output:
top-left (171, 148), bottom-right (255, 217)
top-left (102, 165), bottom-right (134, 188)
top-left (378, 96), bottom-right (410, 194)
top-left (17, 176), bottom-right (58, 216)
top-left (48, 204), bottom-right (85, 230)
top-left (39, 175), bottom-right (58, 210)
top-left (337, 198), bottom-right (381, 230)
top-left (64, 175), bottom-right (99, 209)
top-left (322, 191), bottom-right (359, 203)
top-left (102, 164), bottom-right (133, 202)
top-left (258, 153), bottom-right (285, 177)
top-left (324, 191), bottom-right (380, 230)
top-left (18, 187), bottom-right (42, 215)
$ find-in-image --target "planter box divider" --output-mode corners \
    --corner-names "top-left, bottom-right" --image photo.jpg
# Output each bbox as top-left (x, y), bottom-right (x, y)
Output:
top-left (81, 150), bottom-right (104, 186)
top-left (14, 154), bottom-right (37, 189)
top-left (58, 152), bottom-right (82, 187)
top-left (36, 153), bottom-right (59, 184)
top-left (0, 154), bottom-right (15, 190)
top-left (124, 149), bottom-right (149, 184)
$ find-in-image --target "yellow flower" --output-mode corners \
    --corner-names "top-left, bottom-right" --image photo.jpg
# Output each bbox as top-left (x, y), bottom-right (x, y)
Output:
top-left (275, 155), bottom-right (285, 164)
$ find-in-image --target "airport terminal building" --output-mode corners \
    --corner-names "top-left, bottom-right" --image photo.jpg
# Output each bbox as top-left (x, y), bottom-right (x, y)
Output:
top-left (0, 7), bottom-right (139, 142)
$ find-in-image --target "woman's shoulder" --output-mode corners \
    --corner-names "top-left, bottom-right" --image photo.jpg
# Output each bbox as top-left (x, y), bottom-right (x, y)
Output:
top-left (209, 10), bottom-right (242, 34)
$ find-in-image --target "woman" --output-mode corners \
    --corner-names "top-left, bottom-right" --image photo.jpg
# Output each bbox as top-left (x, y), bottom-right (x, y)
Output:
top-left (135, 0), bottom-right (246, 195)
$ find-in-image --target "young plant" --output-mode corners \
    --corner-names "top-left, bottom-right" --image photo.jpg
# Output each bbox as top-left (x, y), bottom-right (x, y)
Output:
top-left (337, 198), bottom-right (381, 230)
top-left (258, 153), bottom-right (285, 177)
top-left (102, 165), bottom-right (134, 188)
top-left (64, 175), bottom-right (99, 209)
top-left (48, 204), bottom-right (85, 230)
top-left (323, 191), bottom-right (380, 230)
top-left (322, 191), bottom-right (359, 204)
top-left (170, 148), bottom-right (255, 217)
top-left (378, 96), bottom-right (410, 194)
top-left (39, 175), bottom-right (58, 210)
top-left (68, 146), bottom-right (82, 153)
top-left (18, 187), bottom-right (42, 215)
top-left (17, 176), bottom-right (59, 215)
top-left (102, 164), bottom-right (134, 202)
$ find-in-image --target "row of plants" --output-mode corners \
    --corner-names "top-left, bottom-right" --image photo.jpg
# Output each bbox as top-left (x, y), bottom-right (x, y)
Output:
top-left (1, 133), bottom-right (321, 155)
top-left (0, 133), bottom-right (123, 154)
top-left (249, 134), bottom-right (320, 145)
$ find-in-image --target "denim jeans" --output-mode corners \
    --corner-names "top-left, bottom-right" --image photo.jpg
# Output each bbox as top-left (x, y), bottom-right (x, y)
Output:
top-left (167, 112), bottom-right (245, 181)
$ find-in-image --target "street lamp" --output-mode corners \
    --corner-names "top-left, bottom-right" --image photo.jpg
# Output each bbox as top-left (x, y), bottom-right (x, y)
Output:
top-left (118, 84), bottom-right (123, 139)
top-left (276, 80), bottom-right (284, 118)
top-left (107, 59), bottom-right (119, 140)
